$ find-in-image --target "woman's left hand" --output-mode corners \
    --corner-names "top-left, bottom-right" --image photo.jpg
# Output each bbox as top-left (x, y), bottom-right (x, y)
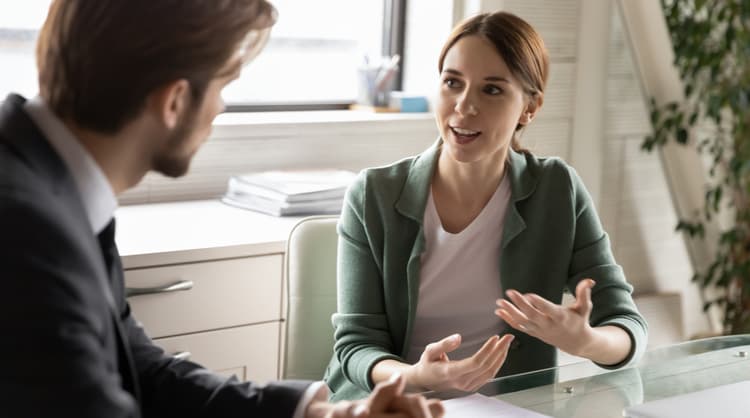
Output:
top-left (494, 278), bottom-right (596, 357)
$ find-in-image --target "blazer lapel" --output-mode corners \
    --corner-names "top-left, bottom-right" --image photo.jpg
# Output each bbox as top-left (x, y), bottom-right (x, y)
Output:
top-left (393, 140), bottom-right (440, 352)
top-left (0, 94), bottom-right (141, 405)
top-left (502, 148), bottom-right (538, 248)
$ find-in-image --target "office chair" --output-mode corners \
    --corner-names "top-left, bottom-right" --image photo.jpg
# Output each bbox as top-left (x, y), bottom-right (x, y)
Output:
top-left (282, 216), bottom-right (339, 380)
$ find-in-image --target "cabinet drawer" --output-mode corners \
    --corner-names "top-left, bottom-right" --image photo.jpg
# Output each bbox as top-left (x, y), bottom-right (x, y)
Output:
top-left (154, 322), bottom-right (280, 383)
top-left (125, 255), bottom-right (282, 338)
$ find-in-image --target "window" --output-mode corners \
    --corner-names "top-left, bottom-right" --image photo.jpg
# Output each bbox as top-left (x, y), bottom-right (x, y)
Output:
top-left (0, 0), bottom-right (404, 110)
top-left (0, 0), bottom-right (49, 100)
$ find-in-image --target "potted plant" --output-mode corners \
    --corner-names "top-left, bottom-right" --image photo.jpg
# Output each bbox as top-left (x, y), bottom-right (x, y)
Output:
top-left (642, 0), bottom-right (750, 334)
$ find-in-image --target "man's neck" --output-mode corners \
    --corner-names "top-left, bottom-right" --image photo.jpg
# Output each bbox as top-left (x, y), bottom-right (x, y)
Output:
top-left (66, 121), bottom-right (150, 195)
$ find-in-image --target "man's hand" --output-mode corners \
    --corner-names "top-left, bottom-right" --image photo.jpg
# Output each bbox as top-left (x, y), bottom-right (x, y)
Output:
top-left (306, 373), bottom-right (444, 418)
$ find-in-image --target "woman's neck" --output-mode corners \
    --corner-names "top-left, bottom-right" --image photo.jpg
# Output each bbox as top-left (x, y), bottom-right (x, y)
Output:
top-left (434, 147), bottom-right (507, 203)
top-left (430, 147), bottom-right (508, 233)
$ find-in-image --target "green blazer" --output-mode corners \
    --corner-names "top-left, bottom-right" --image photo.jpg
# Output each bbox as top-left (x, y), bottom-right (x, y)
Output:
top-left (324, 140), bottom-right (648, 401)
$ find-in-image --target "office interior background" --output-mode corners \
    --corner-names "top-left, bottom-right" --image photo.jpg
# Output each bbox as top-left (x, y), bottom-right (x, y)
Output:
top-left (0, 0), bottom-right (728, 375)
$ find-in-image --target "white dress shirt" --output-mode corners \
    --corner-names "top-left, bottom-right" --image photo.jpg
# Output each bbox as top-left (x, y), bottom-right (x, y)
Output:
top-left (23, 96), bottom-right (117, 235)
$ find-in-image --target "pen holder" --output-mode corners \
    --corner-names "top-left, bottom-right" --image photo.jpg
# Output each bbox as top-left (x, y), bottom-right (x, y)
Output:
top-left (356, 65), bottom-right (398, 109)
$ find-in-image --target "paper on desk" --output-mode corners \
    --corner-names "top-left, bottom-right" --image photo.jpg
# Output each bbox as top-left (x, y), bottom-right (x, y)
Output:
top-left (623, 380), bottom-right (750, 418)
top-left (443, 393), bottom-right (552, 418)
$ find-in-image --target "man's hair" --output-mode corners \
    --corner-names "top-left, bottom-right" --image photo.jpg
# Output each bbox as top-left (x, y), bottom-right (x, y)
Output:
top-left (36, 0), bottom-right (276, 133)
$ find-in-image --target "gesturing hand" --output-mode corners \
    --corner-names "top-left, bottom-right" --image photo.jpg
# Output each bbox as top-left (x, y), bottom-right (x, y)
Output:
top-left (311, 373), bottom-right (444, 418)
top-left (494, 279), bottom-right (596, 357)
top-left (408, 333), bottom-right (514, 393)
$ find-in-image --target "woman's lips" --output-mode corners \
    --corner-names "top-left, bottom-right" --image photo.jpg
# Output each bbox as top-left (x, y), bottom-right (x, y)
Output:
top-left (450, 126), bottom-right (481, 145)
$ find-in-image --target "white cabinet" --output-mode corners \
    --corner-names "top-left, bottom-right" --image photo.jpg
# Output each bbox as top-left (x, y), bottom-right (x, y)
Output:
top-left (152, 322), bottom-right (280, 383)
top-left (116, 201), bottom-right (303, 382)
top-left (125, 256), bottom-right (283, 338)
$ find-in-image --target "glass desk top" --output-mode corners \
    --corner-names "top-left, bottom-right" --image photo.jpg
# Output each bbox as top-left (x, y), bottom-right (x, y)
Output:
top-left (432, 334), bottom-right (750, 418)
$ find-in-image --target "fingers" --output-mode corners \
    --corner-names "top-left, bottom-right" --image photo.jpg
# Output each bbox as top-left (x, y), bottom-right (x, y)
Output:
top-left (427, 399), bottom-right (445, 418)
top-left (463, 334), bottom-right (513, 391)
top-left (496, 289), bottom-right (572, 335)
top-left (495, 296), bottom-right (534, 334)
top-left (368, 372), bottom-right (406, 414)
top-left (423, 334), bottom-right (461, 362)
top-left (323, 401), bottom-right (365, 418)
top-left (386, 394), bottom-right (433, 418)
top-left (505, 290), bottom-right (546, 322)
top-left (367, 376), bottom-right (445, 418)
top-left (460, 334), bottom-right (500, 373)
top-left (488, 334), bottom-right (513, 372)
top-left (449, 335), bottom-right (507, 390)
top-left (574, 279), bottom-right (595, 315)
top-left (360, 401), bottom-right (445, 418)
top-left (523, 293), bottom-right (559, 315)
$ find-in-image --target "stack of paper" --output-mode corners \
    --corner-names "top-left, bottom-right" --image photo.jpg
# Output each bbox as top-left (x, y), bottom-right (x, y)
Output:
top-left (222, 169), bottom-right (357, 216)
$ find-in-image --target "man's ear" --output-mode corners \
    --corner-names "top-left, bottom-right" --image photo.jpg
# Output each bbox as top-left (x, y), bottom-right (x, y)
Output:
top-left (519, 93), bottom-right (544, 126)
top-left (149, 79), bottom-right (190, 129)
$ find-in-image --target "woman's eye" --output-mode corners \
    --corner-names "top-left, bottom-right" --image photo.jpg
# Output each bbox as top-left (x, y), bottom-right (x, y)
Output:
top-left (484, 85), bottom-right (503, 95)
top-left (443, 78), bottom-right (461, 88)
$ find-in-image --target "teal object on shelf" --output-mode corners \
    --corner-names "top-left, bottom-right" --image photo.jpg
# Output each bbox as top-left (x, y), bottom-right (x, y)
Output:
top-left (390, 92), bottom-right (429, 113)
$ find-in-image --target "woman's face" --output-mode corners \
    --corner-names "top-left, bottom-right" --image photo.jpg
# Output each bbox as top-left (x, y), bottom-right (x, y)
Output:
top-left (436, 34), bottom-right (535, 165)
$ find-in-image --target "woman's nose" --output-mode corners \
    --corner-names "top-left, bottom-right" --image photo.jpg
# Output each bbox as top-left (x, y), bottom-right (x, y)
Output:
top-left (454, 92), bottom-right (478, 116)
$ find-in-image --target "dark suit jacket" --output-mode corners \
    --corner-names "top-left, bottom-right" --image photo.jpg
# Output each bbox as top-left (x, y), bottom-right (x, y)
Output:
top-left (0, 94), bottom-right (310, 417)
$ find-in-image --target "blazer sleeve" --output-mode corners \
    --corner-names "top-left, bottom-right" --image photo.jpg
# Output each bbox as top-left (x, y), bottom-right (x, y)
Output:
top-left (330, 172), bottom-right (402, 393)
top-left (564, 165), bottom-right (649, 369)
top-left (125, 306), bottom-right (311, 418)
top-left (0, 192), bottom-right (139, 417)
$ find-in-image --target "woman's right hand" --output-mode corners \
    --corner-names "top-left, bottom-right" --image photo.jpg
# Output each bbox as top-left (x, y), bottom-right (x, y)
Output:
top-left (407, 333), bottom-right (514, 392)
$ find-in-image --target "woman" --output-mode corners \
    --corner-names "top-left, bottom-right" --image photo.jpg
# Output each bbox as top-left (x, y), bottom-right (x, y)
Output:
top-left (324, 11), bottom-right (647, 401)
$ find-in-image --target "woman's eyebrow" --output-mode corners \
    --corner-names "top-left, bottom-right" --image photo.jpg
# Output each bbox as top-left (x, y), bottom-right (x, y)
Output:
top-left (442, 69), bottom-right (510, 83)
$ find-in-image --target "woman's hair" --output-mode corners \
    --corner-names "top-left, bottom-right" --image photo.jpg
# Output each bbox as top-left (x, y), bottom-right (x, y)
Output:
top-left (438, 12), bottom-right (549, 152)
top-left (36, 0), bottom-right (276, 134)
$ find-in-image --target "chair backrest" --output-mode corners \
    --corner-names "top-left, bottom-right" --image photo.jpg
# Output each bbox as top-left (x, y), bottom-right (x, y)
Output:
top-left (282, 216), bottom-right (339, 380)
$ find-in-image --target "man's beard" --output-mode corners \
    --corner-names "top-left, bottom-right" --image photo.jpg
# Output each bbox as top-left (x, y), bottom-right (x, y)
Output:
top-left (152, 110), bottom-right (198, 178)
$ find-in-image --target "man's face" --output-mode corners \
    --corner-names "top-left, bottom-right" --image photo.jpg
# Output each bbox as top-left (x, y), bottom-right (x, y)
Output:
top-left (152, 58), bottom-right (242, 178)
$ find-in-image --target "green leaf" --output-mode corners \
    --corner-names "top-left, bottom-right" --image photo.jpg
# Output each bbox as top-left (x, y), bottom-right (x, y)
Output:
top-left (650, 108), bottom-right (661, 125)
top-left (689, 111), bottom-right (699, 126)
top-left (684, 83), bottom-right (694, 98)
top-left (677, 128), bottom-right (689, 144)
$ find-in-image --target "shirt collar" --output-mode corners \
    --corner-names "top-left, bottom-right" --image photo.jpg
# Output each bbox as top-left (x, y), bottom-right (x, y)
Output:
top-left (23, 96), bottom-right (118, 235)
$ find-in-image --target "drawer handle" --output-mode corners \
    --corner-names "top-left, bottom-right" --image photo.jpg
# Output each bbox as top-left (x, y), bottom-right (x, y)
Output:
top-left (126, 280), bottom-right (194, 297)
top-left (173, 351), bottom-right (192, 361)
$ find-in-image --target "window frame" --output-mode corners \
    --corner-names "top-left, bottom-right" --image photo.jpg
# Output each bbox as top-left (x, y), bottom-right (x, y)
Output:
top-left (224, 0), bottom-right (407, 113)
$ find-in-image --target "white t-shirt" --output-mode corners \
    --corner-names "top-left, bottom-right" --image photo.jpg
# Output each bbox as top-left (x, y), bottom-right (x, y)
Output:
top-left (405, 175), bottom-right (512, 364)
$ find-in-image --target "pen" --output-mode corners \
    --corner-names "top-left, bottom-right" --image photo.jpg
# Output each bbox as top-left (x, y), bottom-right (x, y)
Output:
top-left (374, 54), bottom-right (400, 93)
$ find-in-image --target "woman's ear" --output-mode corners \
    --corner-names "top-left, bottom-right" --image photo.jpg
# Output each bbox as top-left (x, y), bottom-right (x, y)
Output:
top-left (149, 79), bottom-right (190, 129)
top-left (519, 93), bottom-right (544, 126)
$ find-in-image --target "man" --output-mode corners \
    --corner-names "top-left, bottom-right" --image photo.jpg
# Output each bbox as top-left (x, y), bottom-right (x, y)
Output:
top-left (0, 1), bottom-right (444, 417)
